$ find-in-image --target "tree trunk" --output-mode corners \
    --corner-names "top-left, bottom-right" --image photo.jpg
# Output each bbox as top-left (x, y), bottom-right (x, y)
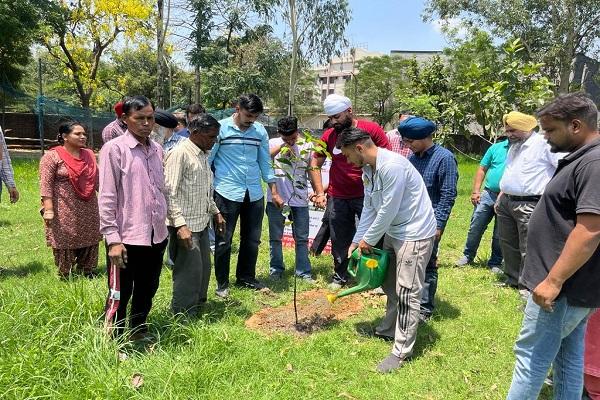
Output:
top-left (194, 65), bottom-right (201, 103)
top-left (557, 1), bottom-right (577, 94)
top-left (287, 0), bottom-right (298, 116)
top-left (156, 0), bottom-right (167, 108)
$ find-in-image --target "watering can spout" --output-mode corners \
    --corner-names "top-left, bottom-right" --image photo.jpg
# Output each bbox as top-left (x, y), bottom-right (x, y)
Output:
top-left (326, 248), bottom-right (390, 303)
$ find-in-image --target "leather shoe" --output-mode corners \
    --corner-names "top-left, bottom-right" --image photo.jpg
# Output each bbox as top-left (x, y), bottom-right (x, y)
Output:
top-left (235, 279), bottom-right (266, 290)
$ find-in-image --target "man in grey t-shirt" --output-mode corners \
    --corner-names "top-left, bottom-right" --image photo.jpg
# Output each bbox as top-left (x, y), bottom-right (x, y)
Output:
top-left (507, 93), bottom-right (600, 399)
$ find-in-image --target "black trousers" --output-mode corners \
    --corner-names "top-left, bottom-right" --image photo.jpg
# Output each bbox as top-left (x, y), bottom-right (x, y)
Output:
top-left (310, 197), bottom-right (331, 255)
top-left (213, 191), bottom-right (264, 288)
top-left (329, 197), bottom-right (363, 283)
top-left (108, 239), bottom-right (167, 334)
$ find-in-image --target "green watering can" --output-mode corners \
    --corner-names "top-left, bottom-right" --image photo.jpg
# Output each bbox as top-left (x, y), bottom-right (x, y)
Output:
top-left (327, 247), bottom-right (390, 303)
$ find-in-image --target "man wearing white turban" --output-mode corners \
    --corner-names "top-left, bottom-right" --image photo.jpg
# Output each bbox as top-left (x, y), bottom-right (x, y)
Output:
top-left (309, 94), bottom-right (391, 289)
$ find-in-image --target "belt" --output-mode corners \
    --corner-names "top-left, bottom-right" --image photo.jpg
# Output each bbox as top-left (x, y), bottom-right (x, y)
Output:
top-left (506, 194), bottom-right (541, 202)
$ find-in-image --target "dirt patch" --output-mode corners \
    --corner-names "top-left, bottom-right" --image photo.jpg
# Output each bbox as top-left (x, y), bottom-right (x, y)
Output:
top-left (245, 288), bottom-right (365, 336)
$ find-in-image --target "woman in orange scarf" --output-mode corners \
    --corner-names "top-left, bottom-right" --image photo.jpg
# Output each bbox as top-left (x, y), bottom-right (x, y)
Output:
top-left (39, 121), bottom-right (101, 278)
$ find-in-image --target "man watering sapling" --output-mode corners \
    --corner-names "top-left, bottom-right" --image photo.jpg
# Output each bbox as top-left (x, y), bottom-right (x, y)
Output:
top-left (340, 127), bottom-right (437, 373)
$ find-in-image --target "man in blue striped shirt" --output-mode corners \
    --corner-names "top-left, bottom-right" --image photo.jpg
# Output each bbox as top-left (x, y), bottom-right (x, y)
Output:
top-left (209, 94), bottom-right (284, 298)
top-left (400, 117), bottom-right (458, 322)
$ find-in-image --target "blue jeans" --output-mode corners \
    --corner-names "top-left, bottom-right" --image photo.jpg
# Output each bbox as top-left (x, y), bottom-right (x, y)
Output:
top-left (265, 202), bottom-right (311, 278)
top-left (507, 295), bottom-right (593, 400)
top-left (463, 189), bottom-right (503, 267)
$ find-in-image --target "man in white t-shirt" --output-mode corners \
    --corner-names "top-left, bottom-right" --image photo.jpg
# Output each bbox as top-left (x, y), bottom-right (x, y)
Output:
top-left (496, 111), bottom-right (562, 289)
top-left (266, 116), bottom-right (314, 282)
top-left (341, 127), bottom-right (437, 374)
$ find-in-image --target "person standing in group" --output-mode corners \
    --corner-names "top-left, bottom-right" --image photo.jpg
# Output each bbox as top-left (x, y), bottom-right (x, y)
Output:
top-left (266, 116), bottom-right (314, 283)
top-left (101, 101), bottom-right (127, 144)
top-left (209, 94), bottom-right (284, 298)
top-left (399, 116), bottom-right (458, 322)
top-left (386, 111), bottom-right (412, 157)
top-left (176, 103), bottom-right (206, 139)
top-left (149, 109), bottom-right (178, 146)
top-left (339, 128), bottom-right (436, 373)
top-left (0, 125), bottom-right (19, 203)
top-left (163, 112), bottom-right (187, 153)
top-left (506, 93), bottom-right (600, 400)
top-left (99, 95), bottom-right (168, 340)
top-left (496, 111), bottom-right (561, 293)
top-left (165, 114), bottom-right (225, 316)
top-left (309, 94), bottom-right (390, 289)
top-left (455, 137), bottom-right (509, 271)
top-left (39, 121), bottom-right (101, 278)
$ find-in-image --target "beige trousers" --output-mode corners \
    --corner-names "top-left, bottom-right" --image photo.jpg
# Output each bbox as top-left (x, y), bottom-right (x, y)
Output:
top-left (376, 234), bottom-right (435, 358)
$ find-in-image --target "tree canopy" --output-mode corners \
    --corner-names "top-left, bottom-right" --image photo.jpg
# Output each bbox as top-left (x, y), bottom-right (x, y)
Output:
top-left (424, 0), bottom-right (600, 93)
top-left (0, 0), bottom-right (45, 86)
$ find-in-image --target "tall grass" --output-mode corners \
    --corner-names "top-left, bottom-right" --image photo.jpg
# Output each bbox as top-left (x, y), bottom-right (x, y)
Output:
top-left (0, 157), bottom-right (550, 399)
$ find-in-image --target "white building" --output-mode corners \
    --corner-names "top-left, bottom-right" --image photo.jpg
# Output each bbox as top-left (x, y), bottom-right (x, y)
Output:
top-left (314, 48), bottom-right (384, 101)
top-left (302, 48), bottom-right (443, 129)
top-left (390, 49), bottom-right (443, 63)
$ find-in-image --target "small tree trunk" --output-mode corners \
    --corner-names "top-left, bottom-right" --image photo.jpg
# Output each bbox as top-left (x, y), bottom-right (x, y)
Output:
top-left (557, 1), bottom-right (577, 94)
top-left (287, 0), bottom-right (298, 116)
top-left (156, 0), bottom-right (167, 108)
top-left (194, 65), bottom-right (201, 103)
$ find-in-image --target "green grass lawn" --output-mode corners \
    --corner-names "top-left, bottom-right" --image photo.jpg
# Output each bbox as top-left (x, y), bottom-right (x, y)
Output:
top-left (0, 157), bottom-right (551, 399)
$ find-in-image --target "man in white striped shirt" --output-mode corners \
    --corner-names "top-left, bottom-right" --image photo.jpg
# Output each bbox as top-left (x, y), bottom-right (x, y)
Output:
top-left (0, 126), bottom-right (19, 203)
top-left (340, 127), bottom-right (437, 374)
top-left (164, 114), bottom-right (226, 316)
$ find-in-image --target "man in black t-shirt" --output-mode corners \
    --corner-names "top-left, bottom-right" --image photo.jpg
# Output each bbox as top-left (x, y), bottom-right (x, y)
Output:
top-left (507, 92), bottom-right (600, 400)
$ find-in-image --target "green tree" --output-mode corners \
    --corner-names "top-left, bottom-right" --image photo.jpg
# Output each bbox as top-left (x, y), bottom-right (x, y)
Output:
top-left (442, 38), bottom-right (554, 140)
top-left (275, 0), bottom-right (351, 115)
top-left (200, 29), bottom-right (289, 109)
top-left (425, 0), bottom-right (600, 93)
top-left (187, 0), bottom-right (274, 102)
top-left (348, 56), bottom-right (412, 126)
top-left (0, 0), bottom-right (45, 86)
top-left (39, 0), bottom-right (154, 108)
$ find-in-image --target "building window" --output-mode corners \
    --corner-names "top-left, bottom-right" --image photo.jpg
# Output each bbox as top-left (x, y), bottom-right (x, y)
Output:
top-left (321, 90), bottom-right (327, 101)
top-left (328, 89), bottom-right (335, 94)
top-left (320, 77), bottom-right (328, 84)
top-left (329, 77), bottom-right (336, 84)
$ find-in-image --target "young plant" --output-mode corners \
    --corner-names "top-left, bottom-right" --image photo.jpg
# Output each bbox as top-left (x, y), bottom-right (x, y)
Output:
top-left (271, 129), bottom-right (330, 326)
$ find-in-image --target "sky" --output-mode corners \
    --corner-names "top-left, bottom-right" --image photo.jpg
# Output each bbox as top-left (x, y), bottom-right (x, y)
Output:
top-left (169, 0), bottom-right (451, 65)
top-left (344, 0), bottom-right (449, 54)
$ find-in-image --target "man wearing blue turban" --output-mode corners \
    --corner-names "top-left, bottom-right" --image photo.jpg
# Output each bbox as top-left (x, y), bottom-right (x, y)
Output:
top-left (399, 116), bottom-right (458, 322)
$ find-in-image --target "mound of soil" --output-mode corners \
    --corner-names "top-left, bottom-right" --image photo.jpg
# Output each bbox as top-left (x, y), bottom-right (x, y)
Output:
top-left (245, 288), bottom-right (365, 336)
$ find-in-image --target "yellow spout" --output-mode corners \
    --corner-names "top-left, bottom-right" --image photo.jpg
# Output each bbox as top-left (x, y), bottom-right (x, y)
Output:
top-left (326, 293), bottom-right (338, 304)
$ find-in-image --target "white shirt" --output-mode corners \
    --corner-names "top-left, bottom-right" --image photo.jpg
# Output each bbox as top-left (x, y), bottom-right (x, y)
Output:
top-left (266, 136), bottom-right (312, 207)
top-left (500, 132), bottom-right (562, 196)
top-left (353, 148), bottom-right (437, 245)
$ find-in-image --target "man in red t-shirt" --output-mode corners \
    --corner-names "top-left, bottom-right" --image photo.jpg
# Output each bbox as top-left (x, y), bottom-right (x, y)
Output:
top-left (309, 94), bottom-right (390, 288)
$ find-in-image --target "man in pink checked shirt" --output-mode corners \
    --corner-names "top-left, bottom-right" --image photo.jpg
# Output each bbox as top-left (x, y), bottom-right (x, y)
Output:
top-left (99, 95), bottom-right (169, 341)
top-left (386, 111), bottom-right (412, 158)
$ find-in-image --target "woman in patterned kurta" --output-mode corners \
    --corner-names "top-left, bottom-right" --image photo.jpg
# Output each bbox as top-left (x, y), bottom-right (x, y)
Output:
top-left (39, 121), bottom-right (101, 278)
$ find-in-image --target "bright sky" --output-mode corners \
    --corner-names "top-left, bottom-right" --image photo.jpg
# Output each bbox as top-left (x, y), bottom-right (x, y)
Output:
top-left (169, 0), bottom-right (450, 65)
top-left (344, 0), bottom-right (448, 54)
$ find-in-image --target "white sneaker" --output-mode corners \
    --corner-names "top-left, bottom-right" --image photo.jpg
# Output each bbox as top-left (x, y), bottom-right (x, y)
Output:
top-left (215, 287), bottom-right (229, 299)
top-left (455, 255), bottom-right (470, 267)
